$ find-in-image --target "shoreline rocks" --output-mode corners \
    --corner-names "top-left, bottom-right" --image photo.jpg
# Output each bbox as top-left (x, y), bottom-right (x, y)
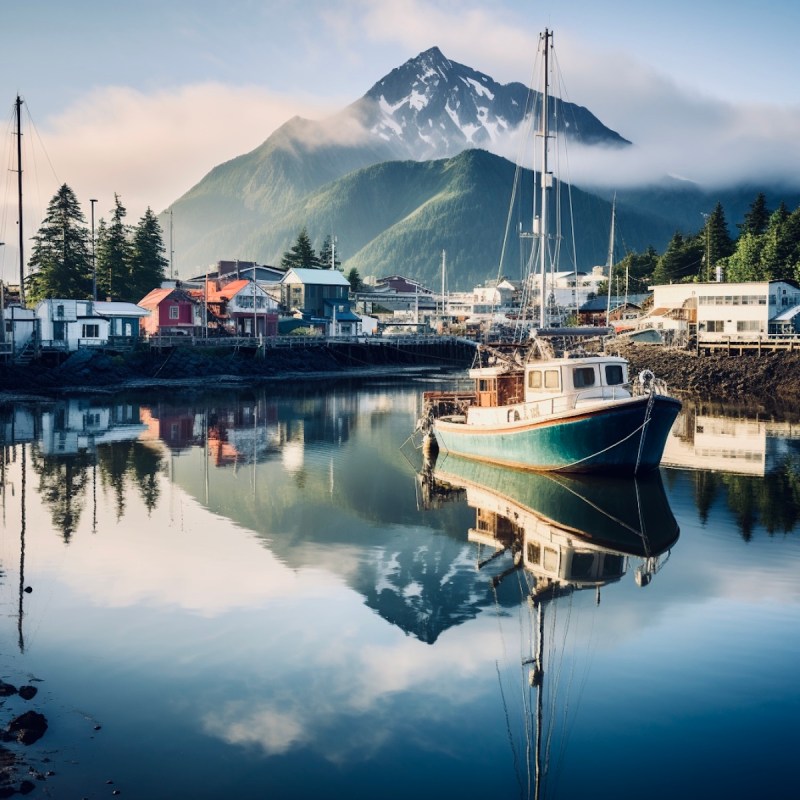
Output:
top-left (2, 343), bottom-right (800, 415)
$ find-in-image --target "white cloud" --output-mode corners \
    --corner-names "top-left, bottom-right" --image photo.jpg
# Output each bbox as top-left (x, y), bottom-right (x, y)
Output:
top-left (26, 83), bottom-right (336, 223)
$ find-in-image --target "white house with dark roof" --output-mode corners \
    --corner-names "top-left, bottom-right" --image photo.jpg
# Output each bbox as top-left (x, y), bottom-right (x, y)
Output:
top-left (35, 298), bottom-right (148, 352)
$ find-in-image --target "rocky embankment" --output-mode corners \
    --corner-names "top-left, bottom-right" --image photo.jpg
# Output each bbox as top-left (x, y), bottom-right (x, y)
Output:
top-left (0, 343), bottom-right (446, 401)
top-left (613, 342), bottom-right (800, 411)
top-left (1, 341), bottom-right (799, 411)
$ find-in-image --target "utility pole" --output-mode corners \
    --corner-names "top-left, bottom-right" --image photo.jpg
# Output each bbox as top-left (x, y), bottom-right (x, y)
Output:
top-left (15, 96), bottom-right (25, 306)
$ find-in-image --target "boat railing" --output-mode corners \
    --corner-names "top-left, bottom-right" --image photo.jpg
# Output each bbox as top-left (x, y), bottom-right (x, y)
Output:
top-left (523, 384), bottom-right (634, 419)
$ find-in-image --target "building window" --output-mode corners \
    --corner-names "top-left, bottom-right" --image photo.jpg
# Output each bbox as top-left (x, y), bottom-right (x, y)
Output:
top-left (56, 304), bottom-right (65, 318)
top-left (82, 324), bottom-right (100, 338)
top-left (169, 305), bottom-right (179, 319)
top-left (736, 320), bottom-right (761, 332)
top-left (707, 320), bottom-right (724, 332)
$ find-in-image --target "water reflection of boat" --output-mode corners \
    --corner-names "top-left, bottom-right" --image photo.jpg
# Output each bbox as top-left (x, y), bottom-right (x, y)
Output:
top-left (422, 452), bottom-right (679, 588)
top-left (420, 452), bottom-right (679, 799)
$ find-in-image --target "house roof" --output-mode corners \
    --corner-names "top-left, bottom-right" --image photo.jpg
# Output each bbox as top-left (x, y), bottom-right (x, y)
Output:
top-left (773, 303), bottom-right (800, 322)
top-left (282, 268), bottom-right (350, 286)
top-left (94, 301), bottom-right (149, 317)
top-left (138, 288), bottom-right (196, 309)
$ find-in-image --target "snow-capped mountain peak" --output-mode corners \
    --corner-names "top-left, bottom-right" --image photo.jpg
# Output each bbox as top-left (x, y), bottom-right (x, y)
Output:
top-left (359, 47), bottom-right (628, 160)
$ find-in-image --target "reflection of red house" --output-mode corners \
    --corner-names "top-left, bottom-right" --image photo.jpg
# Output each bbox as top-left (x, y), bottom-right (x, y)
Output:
top-left (138, 288), bottom-right (198, 336)
top-left (139, 407), bottom-right (199, 452)
top-left (189, 279), bottom-right (279, 337)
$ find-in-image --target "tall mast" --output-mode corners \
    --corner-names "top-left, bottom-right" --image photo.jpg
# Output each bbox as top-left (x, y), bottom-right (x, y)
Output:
top-left (441, 249), bottom-right (446, 328)
top-left (538, 30), bottom-right (552, 329)
top-left (605, 193), bottom-right (616, 326)
top-left (15, 96), bottom-right (25, 306)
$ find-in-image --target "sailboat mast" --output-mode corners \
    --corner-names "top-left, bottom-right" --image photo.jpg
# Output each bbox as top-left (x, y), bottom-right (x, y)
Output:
top-left (538, 30), bottom-right (552, 329)
top-left (15, 95), bottom-right (25, 306)
top-left (606, 194), bottom-right (616, 326)
top-left (441, 249), bottom-right (446, 328)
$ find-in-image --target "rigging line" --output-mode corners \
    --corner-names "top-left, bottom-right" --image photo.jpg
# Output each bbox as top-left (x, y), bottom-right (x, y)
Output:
top-left (545, 472), bottom-right (650, 539)
top-left (634, 466), bottom-right (652, 557)
top-left (538, 406), bottom-right (653, 473)
top-left (542, 590), bottom-right (577, 799)
top-left (496, 659), bottom-right (526, 799)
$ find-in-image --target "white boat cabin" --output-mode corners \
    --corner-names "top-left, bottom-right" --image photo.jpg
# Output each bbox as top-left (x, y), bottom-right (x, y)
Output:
top-left (467, 356), bottom-right (632, 424)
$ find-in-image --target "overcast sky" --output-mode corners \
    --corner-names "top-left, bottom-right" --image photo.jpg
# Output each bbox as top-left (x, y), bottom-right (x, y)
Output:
top-left (1, 0), bottom-right (799, 278)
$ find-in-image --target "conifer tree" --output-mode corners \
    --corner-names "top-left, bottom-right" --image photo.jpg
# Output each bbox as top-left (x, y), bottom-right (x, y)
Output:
top-left (652, 232), bottom-right (701, 284)
top-left (130, 208), bottom-right (168, 301)
top-left (760, 204), bottom-right (800, 281)
top-left (703, 202), bottom-right (734, 280)
top-left (27, 184), bottom-right (93, 303)
top-left (280, 227), bottom-right (321, 269)
top-left (318, 235), bottom-right (341, 270)
top-left (738, 192), bottom-right (770, 237)
top-left (96, 194), bottom-right (133, 300)
top-left (346, 267), bottom-right (362, 292)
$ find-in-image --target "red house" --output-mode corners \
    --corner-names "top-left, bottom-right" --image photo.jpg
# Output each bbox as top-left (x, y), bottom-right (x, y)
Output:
top-left (138, 288), bottom-right (199, 336)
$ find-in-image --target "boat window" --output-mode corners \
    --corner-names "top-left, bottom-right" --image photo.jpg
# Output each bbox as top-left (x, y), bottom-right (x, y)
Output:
top-left (527, 542), bottom-right (541, 565)
top-left (478, 379), bottom-right (495, 392)
top-left (601, 554), bottom-right (625, 578)
top-left (528, 369), bottom-right (560, 391)
top-left (544, 370), bottom-right (559, 389)
top-left (605, 364), bottom-right (624, 385)
top-left (570, 552), bottom-right (595, 579)
top-left (543, 547), bottom-right (559, 572)
top-left (572, 367), bottom-right (595, 388)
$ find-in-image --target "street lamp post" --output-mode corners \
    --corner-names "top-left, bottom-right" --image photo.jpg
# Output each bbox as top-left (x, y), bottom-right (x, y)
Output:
top-left (90, 199), bottom-right (98, 301)
top-left (701, 212), bottom-right (711, 282)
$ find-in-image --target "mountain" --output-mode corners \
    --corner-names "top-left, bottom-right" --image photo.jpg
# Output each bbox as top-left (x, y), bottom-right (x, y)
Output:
top-left (357, 46), bottom-right (630, 159)
top-left (163, 47), bottom-right (631, 283)
top-left (163, 47), bottom-right (800, 289)
top-left (253, 148), bottom-right (680, 290)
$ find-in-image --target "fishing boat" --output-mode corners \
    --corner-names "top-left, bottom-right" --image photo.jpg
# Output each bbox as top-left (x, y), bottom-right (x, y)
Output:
top-left (418, 31), bottom-right (680, 475)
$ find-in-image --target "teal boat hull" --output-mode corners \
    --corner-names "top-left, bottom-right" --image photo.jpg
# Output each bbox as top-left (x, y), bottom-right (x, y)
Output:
top-left (433, 394), bottom-right (681, 475)
top-left (431, 454), bottom-right (679, 556)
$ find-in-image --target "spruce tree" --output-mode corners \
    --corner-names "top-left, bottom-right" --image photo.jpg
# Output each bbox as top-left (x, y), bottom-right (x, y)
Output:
top-left (96, 194), bottom-right (133, 300)
top-left (280, 227), bottom-right (321, 269)
top-left (346, 267), bottom-right (362, 292)
top-left (703, 202), bottom-right (734, 280)
top-left (738, 193), bottom-right (770, 237)
top-left (318, 235), bottom-right (341, 270)
top-left (130, 208), bottom-right (168, 301)
top-left (27, 184), bottom-right (93, 303)
top-left (652, 232), bottom-right (701, 284)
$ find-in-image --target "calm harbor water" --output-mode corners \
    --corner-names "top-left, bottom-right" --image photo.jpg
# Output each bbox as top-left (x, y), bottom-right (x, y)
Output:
top-left (1, 377), bottom-right (799, 799)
